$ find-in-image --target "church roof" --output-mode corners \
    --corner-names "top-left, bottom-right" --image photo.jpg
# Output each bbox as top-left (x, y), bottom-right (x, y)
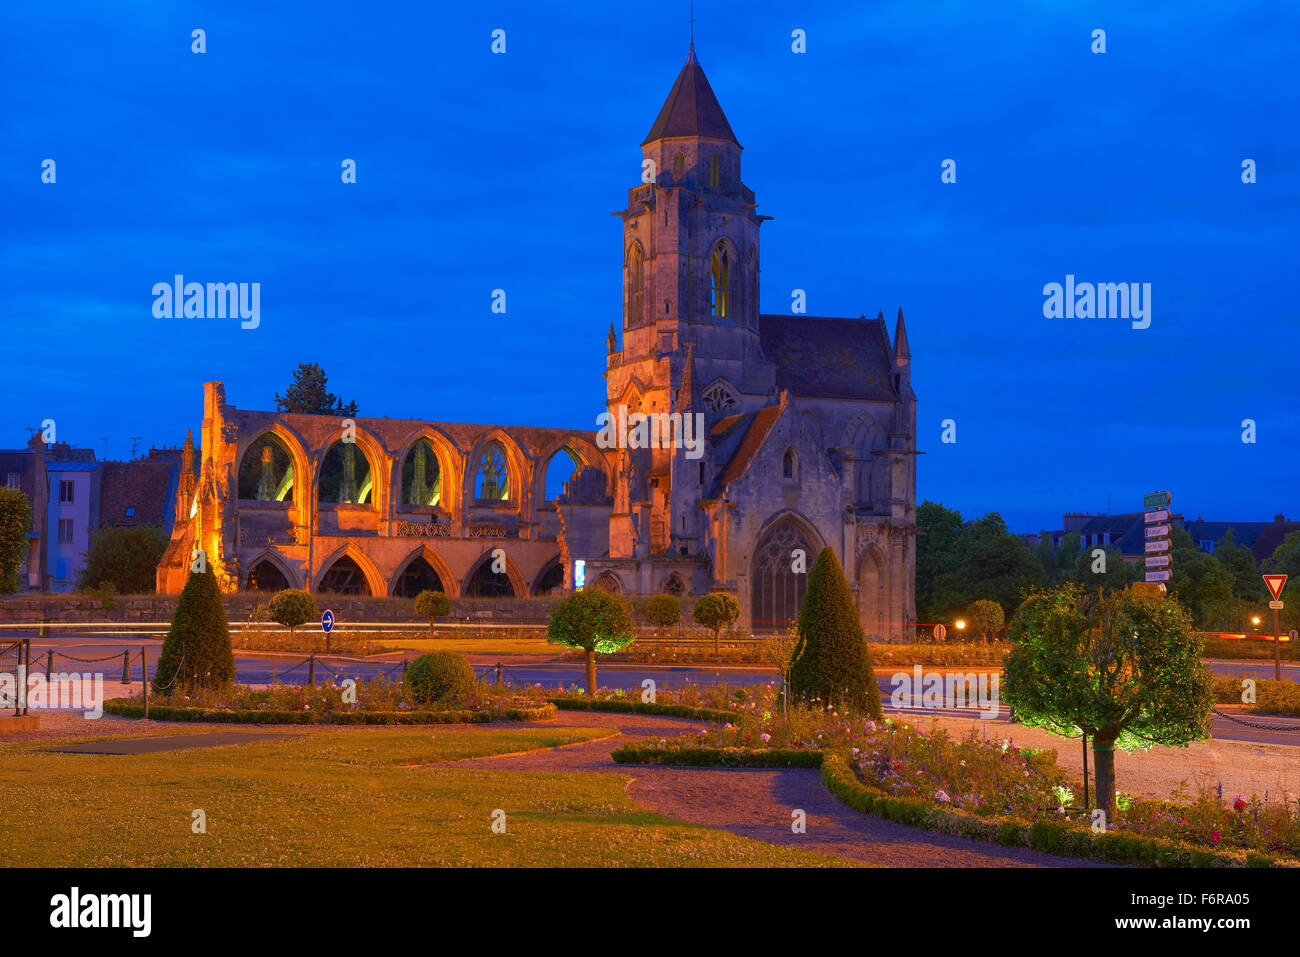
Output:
top-left (759, 315), bottom-right (897, 401)
top-left (708, 404), bottom-right (783, 490)
top-left (643, 48), bottom-right (740, 147)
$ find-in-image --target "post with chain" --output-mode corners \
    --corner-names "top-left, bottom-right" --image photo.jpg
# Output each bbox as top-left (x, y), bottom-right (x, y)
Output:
top-left (140, 647), bottom-right (149, 719)
top-left (121, 650), bottom-right (130, 685)
top-left (307, 654), bottom-right (316, 688)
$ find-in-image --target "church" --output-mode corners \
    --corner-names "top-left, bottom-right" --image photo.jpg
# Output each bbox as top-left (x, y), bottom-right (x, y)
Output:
top-left (157, 47), bottom-right (918, 637)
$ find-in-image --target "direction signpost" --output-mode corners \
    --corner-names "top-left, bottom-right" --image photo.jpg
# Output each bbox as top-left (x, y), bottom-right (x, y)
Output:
top-left (1143, 491), bottom-right (1173, 587)
top-left (1262, 575), bottom-right (1287, 680)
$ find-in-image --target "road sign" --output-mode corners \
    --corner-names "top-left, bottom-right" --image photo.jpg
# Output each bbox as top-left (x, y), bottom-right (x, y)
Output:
top-left (1269, 600), bottom-right (1284, 610)
top-left (1263, 574), bottom-right (1288, 601)
top-left (1145, 540), bottom-right (1170, 553)
top-left (1145, 554), bottom-right (1171, 567)
top-left (1144, 524), bottom-right (1171, 539)
top-left (1144, 509), bottom-right (1170, 524)
top-left (1145, 570), bottom-right (1172, 583)
top-left (1143, 491), bottom-right (1172, 510)
top-left (933, 624), bottom-right (946, 641)
top-left (322, 610), bottom-right (334, 633)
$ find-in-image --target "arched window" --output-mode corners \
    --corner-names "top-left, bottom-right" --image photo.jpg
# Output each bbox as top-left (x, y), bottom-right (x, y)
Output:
top-left (783, 449), bottom-right (797, 481)
top-left (246, 560), bottom-right (289, 592)
top-left (319, 555), bottom-right (371, 595)
top-left (393, 556), bottom-right (445, 598)
top-left (401, 439), bottom-right (441, 507)
top-left (320, 441), bottom-right (373, 505)
top-left (710, 245), bottom-right (729, 319)
top-left (467, 559), bottom-right (515, 597)
top-left (708, 155), bottom-right (720, 188)
top-left (238, 434), bottom-right (294, 502)
top-left (474, 442), bottom-right (510, 501)
top-left (703, 383), bottom-right (736, 415)
top-left (544, 448), bottom-right (581, 501)
top-left (628, 244), bottom-right (645, 326)
top-left (673, 150), bottom-right (685, 173)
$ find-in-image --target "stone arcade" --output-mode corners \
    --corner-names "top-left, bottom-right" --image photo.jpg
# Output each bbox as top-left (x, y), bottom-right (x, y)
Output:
top-left (158, 47), bottom-right (918, 636)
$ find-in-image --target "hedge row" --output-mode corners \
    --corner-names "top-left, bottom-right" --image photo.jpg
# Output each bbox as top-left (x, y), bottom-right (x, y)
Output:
top-left (821, 750), bottom-right (1291, 869)
top-left (548, 697), bottom-right (741, 723)
top-left (611, 744), bottom-right (823, 768)
top-left (103, 701), bottom-right (554, 725)
top-left (1211, 675), bottom-right (1300, 717)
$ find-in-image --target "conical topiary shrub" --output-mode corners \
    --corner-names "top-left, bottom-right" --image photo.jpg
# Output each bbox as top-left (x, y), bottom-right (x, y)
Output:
top-left (153, 565), bottom-right (235, 693)
top-left (788, 547), bottom-right (883, 719)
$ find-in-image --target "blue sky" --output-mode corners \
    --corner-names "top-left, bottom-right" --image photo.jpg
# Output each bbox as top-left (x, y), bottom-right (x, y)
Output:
top-left (2, 0), bottom-right (1296, 533)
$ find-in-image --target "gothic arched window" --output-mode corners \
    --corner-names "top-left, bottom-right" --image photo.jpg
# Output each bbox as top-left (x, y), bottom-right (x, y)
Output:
top-left (401, 438), bottom-right (441, 506)
top-left (710, 245), bottom-right (729, 319)
top-left (628, 244), bottom-right (645, 326)
top-left (703, 383), bottom-right (736, 415)
top-left (708, 155), bottom-right (720, 188)
top-left (673, 150), bottom-right (685, 174)
top-left (783, 449), bottom-right (797, 481)
top-left (475, 442), bottom-right (510, 501)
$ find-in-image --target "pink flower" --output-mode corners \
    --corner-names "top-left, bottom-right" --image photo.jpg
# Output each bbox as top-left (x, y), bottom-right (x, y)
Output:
top-left (1211, 830), bottom-right (1221, 845)
top-left (760, 733), bottom-right (771, 743)
top-left (935, 790), bottom-right (950, 803)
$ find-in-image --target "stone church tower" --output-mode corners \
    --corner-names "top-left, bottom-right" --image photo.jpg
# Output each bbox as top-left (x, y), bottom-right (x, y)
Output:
top-left (588, 47), bottom-right (919, 637)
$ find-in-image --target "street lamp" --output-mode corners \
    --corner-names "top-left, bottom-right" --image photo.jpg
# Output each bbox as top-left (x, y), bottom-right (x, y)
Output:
top-left (954, 619), bottom-right (967, 632)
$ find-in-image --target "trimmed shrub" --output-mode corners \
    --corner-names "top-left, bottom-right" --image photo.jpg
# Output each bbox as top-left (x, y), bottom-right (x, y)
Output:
top-left (611, 745), bottom-right (822, 768)
top-left (644, 593), bottom-right (681, 634)
top-left (268, 589), bottom-right (318, 638)
top-left (404, 651), bottom-right (476, 706)
top-left (547, 589), bottom-right (636, 695)
top-left (413, 589), bottom-right (451, 637)
top-left (693, 591), bottom-right (740, 654)
top-left (153, 566), bottom-right (235, 693)
top-left (549, 696), bottom-right (740, 723)
top-left (788, 548), bottom-right (883, 720)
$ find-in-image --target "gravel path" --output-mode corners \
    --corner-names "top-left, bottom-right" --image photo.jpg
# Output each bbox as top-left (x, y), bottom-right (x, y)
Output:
top-left (441, 711), bottom-right (1104, 868)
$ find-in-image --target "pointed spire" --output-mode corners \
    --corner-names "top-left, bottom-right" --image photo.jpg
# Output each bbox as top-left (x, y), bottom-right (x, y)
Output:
top-left (893, 307), bottom-right (911, 363)
top-left (643, 51), bottom-right (739, 146)
top-left (607, 321), bottom-right (618, 354)
top-left (677, 343), bottom-right (699, 411)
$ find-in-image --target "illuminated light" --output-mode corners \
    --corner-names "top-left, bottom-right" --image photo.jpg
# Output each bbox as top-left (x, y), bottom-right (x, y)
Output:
top-left (1251, 617), bottom-right (1261, 626)
top-left (955, 619), bottom-right (966, 630)
top-left (573, 559), bottom-right (586, 591)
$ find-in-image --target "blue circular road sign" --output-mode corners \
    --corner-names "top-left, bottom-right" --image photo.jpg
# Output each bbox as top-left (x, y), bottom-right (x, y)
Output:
top-left (322, 610), bottom-right (334, 633)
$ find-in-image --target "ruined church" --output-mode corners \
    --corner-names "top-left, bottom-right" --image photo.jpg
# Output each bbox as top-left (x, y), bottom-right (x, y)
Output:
top-left (158, 47), bottom-right (918, 636)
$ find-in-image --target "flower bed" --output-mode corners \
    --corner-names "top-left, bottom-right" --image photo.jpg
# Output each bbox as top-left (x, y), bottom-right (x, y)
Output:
top-left (106, 676), bottom-right (552, 725)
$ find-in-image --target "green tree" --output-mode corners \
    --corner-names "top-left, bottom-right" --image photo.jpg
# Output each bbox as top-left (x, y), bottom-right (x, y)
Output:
top-left (0, 487), bottom-right (33, 593)
top-left (267, 589), bottom-right (318, 642)
top-left (1211, 530), bottom-right (1262, 600)
top-left (274, 362), bottom-right (359, 417)
top-left (952, 513), bottom-right (1046, 618)
top-left (788, 547), bottom-right (883, 720)
top-left (546, 589), bottom-right (636, 695)
top-left (1168, 528), bottom-right (1233, 625)
top-left (413, 589), bottom-right (451, 638)
top-left (76, 525), bottom-right (168, 594)
top-left (1071, 544), bottom-right (1139, 594)
top-left (1266, 529), bottom-right (1300, 582)
top-left (1003, 584), bottom-right (1213, 816)
top-left (966, 599), bottom-right (1004, 644)
top-left (692, 591), bottom-right (740, 655)
top-left (916, 501), bottom-right (965, 621)
top-left (644, 593), bottom-right (681, 635)
top-left (153, 565), bottom-right (236, 693)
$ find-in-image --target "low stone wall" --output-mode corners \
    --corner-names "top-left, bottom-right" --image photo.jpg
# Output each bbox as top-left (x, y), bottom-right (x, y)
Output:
top-left (0, 594), bottom-right (565, 625)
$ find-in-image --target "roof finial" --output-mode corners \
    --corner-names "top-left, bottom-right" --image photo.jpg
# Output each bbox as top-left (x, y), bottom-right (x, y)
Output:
top-left (689, 1), bottom-right (696, 56)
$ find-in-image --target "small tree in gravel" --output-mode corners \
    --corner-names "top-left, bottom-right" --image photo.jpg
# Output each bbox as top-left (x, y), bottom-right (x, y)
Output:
top-left (966, 599), bottom-right (1005, 644)
top-left (644, 593), bottom-right (681, 636)
top-left (154, 565), bottom-right (235, 693)
top-left (546, 589), bottom-right (636, 695)
top-left (413, 589), bottom-right (451, 639)
top-left (788, 547), bottom-right (883, 720)
top-left (1003, 583), bottom-right (1214, 819)
top-left (268, 589), bottom-right (317, 643)
top-left (693, 591), bottom-right (740, 656)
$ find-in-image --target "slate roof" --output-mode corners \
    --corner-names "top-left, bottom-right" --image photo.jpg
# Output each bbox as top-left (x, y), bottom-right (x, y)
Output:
top-left (99, 460), bottom-right (177, 528)
top-left (708, 404), bottom-right (783, 492)
top-left (643, 49), bottom-right (739, 146)
top-left (758, 314), bottom-right (897, 401)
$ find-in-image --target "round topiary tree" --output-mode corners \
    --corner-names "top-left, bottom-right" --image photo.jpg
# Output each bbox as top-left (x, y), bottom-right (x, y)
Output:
top-left (404, 650), bottom-right (477, 706)
top-left (267, 588), bottom-right (318, 644)
top-left (693, 591), bottom-right (740, 656)
top-left (1003, 583), bottom-right (1214, 818)
top-left (546, 588), bottom-right (636, 695)
top-left (788, 547), bottom-right (883, 719)
top-left (967, 599), bottom-right (1005, 644)
top-left (413, 589), bottom-right (451, 638)
top-left (644, 593), bottom-right (681, 636)
top-left (153, 565), bottom-right (235, 693)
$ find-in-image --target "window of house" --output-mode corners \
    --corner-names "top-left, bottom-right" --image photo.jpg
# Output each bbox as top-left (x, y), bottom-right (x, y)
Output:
top-left (783, 449), bottom-right (797, 481)
top-left (57, 518), bottom-right (73, 543)
top-left (126, 507), bottom-right (136, 518)
top-left (673, 151), bottom-right (685, 173)
top-left (708, 155), bottom-right (720, 188)
top-left (710, 246), bottom-right (729, 318)
top-left (4, 472), bottom-right (19, 490)
top-left (59, 480), bottom-right (74, 504)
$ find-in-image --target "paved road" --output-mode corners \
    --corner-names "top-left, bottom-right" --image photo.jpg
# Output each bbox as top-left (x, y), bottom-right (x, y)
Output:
top-left (15, 633), bottom-right (1300, 746)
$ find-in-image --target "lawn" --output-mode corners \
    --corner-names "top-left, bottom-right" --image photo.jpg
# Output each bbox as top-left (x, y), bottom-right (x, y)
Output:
top-left (0, 724), bottom-right (852, 867)
top-left (372, 637), bottom-right (557, 655)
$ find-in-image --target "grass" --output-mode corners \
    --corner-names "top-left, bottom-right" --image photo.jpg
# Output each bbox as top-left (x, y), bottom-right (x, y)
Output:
top-left (374, 637), bottom-right (557, 655)
top-left (0, 724), bottom-right (852, 867)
